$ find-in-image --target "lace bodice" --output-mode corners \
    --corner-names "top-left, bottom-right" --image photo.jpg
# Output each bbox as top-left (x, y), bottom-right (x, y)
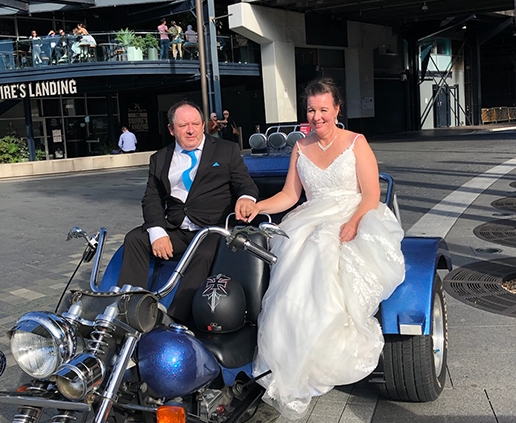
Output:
top-left (296, 143), bottom-right (360, 201)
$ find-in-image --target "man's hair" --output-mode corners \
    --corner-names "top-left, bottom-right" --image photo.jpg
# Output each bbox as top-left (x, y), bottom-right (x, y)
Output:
top-left (121, 126), bottom-right (127, 131)
top-left (302, 77), bottom-right (343, 109)
top-left (167, 101), bottom-right (204, 127)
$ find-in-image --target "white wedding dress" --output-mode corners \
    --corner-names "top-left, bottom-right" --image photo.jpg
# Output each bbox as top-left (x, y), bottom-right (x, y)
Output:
top-left (253, 137), bottom-right (405, 420)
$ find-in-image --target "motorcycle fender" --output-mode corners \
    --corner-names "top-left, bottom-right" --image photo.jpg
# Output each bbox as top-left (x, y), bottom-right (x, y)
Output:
top-left (380, 237), bottom-right (452, 336)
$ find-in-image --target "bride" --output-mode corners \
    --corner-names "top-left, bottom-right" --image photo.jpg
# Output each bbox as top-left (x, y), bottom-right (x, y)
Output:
top-left (248, 77), bottom-right (406, 420)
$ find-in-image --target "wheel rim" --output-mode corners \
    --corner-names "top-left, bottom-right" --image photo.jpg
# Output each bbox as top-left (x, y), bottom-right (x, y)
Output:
top-left (432, 292), bottom-right (445, 376)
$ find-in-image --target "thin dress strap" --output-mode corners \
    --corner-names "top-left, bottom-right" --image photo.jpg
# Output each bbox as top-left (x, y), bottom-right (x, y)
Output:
top-left (349, 133), bottom-right (362, 150)
top-left (296, 140), bottom-right (304, 155)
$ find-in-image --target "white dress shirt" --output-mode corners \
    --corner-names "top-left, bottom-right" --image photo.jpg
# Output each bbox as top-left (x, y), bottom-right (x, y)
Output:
top-left (147, 137), bottom-right (255, 245)
top-left (148, 139), bottom-right (204, 244)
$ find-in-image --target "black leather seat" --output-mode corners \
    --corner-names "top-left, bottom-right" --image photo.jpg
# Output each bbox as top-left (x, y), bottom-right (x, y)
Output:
top-left (192, 231), bottom-right (270, 369)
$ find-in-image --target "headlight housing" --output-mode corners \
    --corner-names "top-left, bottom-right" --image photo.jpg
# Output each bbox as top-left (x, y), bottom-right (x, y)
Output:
top-left (8, 312), bottom-right (81, 379)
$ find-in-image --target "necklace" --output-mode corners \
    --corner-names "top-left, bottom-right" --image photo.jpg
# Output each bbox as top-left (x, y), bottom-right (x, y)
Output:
top-left (317, 133), bottom-right (338, 152)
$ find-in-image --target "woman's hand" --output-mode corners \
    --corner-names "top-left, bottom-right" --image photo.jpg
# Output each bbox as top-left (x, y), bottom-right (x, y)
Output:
top-left (246, 203), bottom-right (262, 223)
top-left (339, 221), bottom-right (358, 243)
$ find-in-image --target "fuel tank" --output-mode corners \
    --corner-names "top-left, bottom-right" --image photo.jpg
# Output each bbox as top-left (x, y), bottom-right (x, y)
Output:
top-left (137, 324), bottom-right (220, 397)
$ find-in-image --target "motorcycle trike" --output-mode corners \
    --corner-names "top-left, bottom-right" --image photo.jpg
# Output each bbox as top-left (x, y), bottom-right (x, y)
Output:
top-left (0, 172), bottom-right (452, 423)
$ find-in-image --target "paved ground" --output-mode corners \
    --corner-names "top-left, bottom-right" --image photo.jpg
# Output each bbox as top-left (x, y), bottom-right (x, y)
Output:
top-left (1, 127), bottom-right (516, 422)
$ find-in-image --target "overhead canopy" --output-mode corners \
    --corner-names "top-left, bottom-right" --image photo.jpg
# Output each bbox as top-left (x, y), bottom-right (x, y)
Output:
top-left (242, 0), bottom-right (515, 26)
top-left (0, 0), bottom-right (190, 14)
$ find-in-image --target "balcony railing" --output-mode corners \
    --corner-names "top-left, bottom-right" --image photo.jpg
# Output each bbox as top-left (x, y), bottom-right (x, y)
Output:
top-left (0, 31), bottom-right (260, 71)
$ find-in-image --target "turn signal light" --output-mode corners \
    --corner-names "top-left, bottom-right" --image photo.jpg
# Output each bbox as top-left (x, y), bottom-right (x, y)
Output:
top-left (156, 405), bottom-right (187, 423)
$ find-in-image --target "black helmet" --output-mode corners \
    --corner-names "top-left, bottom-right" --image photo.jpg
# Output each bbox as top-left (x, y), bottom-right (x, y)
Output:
top-left (192, 274), bottom-right (246, 333)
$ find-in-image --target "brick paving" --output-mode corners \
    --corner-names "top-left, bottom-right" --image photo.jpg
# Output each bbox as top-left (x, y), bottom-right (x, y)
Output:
top-left (1, 130), bottom-right (516, 422)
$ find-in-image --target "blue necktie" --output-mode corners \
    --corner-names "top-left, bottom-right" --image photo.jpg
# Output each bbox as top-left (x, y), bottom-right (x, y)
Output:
top-left (181, 149), bottom-right (198, 191)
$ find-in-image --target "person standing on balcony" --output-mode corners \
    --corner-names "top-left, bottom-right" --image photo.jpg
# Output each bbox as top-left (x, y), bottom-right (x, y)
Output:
top-left (29, 30), bottom-right (43, 66)
top-left (158, 18), bottom-right (171, 60)
top-left (118, 126), bottom-right (137, 153)
top-left (170, 20), bottom-right (183, 60)
top-left (46, 30), bottom-right (58, 64)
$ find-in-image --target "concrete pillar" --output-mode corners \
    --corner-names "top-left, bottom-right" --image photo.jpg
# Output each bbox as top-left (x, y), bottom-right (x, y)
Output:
top-left (228, 3), bottom-right (304, 123)
top-left (344, 48), bottom-right (374, 119)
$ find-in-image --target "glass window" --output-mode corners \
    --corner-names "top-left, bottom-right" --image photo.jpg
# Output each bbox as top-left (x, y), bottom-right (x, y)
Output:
top-left (62, 98), bottom-right (86, 116)
top-left (87, 98), bottom-right (108, 115)
top-left (435, 39), bottom-right (450, 56)
top-left (43, 99), bottom-right (61, 117)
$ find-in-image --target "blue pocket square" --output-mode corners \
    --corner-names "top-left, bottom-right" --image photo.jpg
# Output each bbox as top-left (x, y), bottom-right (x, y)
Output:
top-left (212, 162), bottom-right (220, 167)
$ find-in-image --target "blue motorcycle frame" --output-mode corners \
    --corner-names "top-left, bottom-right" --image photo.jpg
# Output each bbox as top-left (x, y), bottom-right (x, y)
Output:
top-left (0, 157), bottom-right (453, 423)
top-left (99, 155), bottom-right (452, 403)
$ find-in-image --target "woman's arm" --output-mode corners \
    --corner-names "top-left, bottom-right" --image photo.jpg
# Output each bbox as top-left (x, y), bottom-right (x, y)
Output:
top-left (247, 143), bottom-right (304, 221)
top-left (339, 134), bottom-right (380, 242)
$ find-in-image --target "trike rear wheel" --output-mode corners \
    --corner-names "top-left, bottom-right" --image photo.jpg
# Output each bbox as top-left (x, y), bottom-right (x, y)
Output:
top-left (378, 274), bottom-right (447, 402)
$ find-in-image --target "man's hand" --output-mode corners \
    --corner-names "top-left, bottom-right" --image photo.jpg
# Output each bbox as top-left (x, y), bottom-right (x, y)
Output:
top-left (151, 236), bottom-right (174, 260)
top-left (235, 198), bottom-right (256, 221)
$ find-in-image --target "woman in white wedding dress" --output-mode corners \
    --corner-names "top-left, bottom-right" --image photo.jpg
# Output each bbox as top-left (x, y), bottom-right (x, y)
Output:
top-left (248, 78), bottom-right (406, 420)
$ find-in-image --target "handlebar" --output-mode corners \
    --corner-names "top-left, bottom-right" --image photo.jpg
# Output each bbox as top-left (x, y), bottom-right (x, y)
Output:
top-left (84, 221), bottom-right (280, 297)
top-left (242, 239), bottom-right (277, 265)
top-left (227, 233), bottom-right (277, 265)
top-left (154, 225), bottom-right (277, 299)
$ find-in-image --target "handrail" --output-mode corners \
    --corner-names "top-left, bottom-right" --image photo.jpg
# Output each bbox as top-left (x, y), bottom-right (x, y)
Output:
top-left (0, 31), bottom-right (260, 71)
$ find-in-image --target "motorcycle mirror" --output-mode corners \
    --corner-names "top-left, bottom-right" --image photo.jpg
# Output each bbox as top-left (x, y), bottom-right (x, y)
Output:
top-left (0, 350), bottom-right (6, 378)
top-left (66, 227), bottom-right (89, 242)
top-left (258, 222), bottom-right (289, 239)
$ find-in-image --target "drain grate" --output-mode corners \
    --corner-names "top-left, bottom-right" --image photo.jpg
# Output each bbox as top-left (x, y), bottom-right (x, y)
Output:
top-left (444, 258), bottom-right (516, 317)
top-left (473, 219), bottom-right (516, 248)
top-left (491, 197), bottom-right (516, 212)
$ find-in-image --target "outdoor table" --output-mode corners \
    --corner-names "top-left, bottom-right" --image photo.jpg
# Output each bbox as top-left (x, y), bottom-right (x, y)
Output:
top-left (98, 43), bottom-right (119, 61)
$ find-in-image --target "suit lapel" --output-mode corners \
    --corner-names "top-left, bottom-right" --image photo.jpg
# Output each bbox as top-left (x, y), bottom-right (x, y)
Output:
top-left (189, 135), bottom-right (216, 195)
top-left (161, 142), bottom-right (175, 195)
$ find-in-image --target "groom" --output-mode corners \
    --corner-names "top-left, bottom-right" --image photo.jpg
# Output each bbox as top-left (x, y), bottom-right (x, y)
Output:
top-left (117, 100), bottom-right (258, 323)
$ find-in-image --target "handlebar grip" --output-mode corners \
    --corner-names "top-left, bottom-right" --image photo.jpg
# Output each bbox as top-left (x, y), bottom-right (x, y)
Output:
top-left (242, 239), bottom-right (277, 265)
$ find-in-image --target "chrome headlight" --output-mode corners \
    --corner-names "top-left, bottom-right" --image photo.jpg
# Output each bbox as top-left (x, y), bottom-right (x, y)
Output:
top-left (56, 353), bottom-right (105, 401)
top-left (8, 312), bottom-right (81, 379)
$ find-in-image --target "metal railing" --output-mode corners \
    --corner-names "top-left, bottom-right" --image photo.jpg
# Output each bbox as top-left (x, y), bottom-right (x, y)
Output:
top-left (0, 32), bottom-right (260, 71)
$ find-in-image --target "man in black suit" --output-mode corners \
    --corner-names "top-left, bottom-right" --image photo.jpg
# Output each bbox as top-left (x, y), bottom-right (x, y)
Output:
top-left (117, 101), bottom-right (258, 322)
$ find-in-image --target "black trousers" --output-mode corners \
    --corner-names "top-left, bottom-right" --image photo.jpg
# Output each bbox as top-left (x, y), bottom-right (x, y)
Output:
top-left (117, 226), bottom-right (220, 323)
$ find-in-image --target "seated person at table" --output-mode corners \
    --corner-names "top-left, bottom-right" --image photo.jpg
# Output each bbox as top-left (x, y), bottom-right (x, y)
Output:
top-left (56, 29), bottom-right (70, 62)
top-left (183, 25), bottom-right (198, 59)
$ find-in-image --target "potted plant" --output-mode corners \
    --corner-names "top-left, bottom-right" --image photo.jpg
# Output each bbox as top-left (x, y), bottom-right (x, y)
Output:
top-left (115, 28), bottom-right (134, 48)
top-left (144, 33), bottom-right (159, 60)
top-left (115, 28), bottom-right (144, 61)
top-left (131, 34), bottom-right (145, 60)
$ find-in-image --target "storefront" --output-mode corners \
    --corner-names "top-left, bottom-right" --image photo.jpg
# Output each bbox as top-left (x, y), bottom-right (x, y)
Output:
top-left (0, 78), bottom-right (123, 159)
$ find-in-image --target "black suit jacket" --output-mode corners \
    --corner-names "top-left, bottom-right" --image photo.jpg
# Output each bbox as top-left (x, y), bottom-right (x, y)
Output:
top-left (141, 135), bottom-right (258, 231)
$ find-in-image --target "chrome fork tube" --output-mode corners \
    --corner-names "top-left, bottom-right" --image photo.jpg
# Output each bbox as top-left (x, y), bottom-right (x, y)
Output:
top-left (93, 332), bottom-right (140, 423)
top-left (12, 406), bottom-right (42, 423)
top-left (90, 228), bottom-right (107, 292)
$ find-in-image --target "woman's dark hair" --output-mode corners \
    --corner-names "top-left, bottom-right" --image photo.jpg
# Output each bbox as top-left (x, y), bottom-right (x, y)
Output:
top-left (167, 100), bottom-right (204, 126)
top-left (303, 77), bottom-right (343, 109)
top-left (161, 18), bottom-right (166, 24)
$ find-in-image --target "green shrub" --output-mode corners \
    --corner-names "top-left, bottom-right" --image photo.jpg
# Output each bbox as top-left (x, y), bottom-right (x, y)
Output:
top-left (0, 136), bottom-right (30, 163)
